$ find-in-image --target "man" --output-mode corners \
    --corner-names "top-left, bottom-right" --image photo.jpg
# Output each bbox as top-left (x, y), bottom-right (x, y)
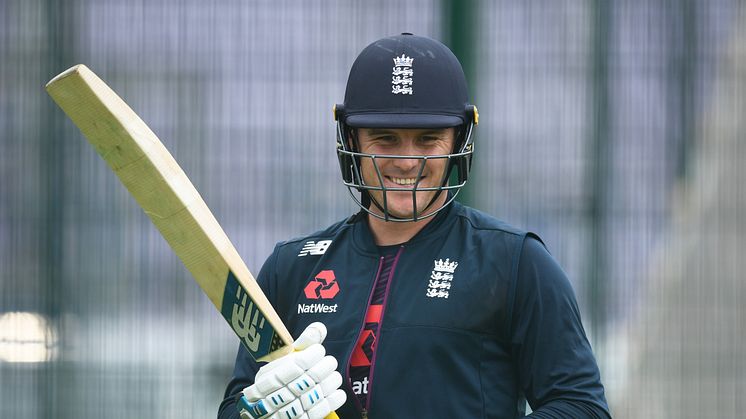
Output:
top-left (219, 33), bottom-right (610, 419)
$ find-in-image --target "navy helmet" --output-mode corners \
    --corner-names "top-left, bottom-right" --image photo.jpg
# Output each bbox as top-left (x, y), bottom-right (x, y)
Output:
top-left (334, 33), bottom-right (478, 221)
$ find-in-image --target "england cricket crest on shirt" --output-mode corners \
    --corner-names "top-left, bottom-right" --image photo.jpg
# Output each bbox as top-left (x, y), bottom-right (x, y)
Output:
top-left (426, 258), bottom-right (458, 299)
top-left (392, 54), bottom-right (413, 95)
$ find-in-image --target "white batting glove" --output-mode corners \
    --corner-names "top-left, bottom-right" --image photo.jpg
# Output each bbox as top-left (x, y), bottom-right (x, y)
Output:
top-left (237, 322), bottom-right (346, 419)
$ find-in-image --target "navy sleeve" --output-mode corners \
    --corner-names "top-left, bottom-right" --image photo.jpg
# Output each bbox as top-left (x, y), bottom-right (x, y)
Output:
top-left (217, 246), bottom-right (280, 419)
top-left (510, 236), bottom-right (610, 418)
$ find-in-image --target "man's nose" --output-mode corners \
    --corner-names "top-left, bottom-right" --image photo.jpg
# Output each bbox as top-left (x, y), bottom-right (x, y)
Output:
top-left (391, 142), bottom-right (422, 172)
top-left (391, 154), bottom-right (421, 173)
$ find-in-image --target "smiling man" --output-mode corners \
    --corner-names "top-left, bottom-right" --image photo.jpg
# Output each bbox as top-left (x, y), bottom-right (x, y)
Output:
top-left (219, 34), bottom-right (610, 419)
top-left (352, 126), bottom-right (457, 244)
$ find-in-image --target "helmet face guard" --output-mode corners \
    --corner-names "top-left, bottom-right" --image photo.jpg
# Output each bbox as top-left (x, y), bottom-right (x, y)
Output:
top-left (335, 33), bottom-right (478, 222)
top-left (335, 118), bottom-right (475, 222)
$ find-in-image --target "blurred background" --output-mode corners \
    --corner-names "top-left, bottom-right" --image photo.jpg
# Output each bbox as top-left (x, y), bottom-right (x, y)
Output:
top-left (1, 0), bottom-right (744, 417)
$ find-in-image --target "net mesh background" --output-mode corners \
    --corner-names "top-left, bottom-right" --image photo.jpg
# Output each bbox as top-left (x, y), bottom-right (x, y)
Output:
top-left (1, 1), bottom-right (743, 417)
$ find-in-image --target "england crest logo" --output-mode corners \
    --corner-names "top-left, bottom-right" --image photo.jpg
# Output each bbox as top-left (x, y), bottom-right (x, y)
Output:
top-left (392, 54), bottom-right (413, 95)
top-left (426, 258), bottom-right (458, 299)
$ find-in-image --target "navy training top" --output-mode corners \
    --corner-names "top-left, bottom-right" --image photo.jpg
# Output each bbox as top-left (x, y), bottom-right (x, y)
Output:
top-left (218, 200), bottom-right (609, 418)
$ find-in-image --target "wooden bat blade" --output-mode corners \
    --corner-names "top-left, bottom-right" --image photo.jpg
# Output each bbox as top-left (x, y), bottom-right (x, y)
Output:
top-left (45, 64), bottom-right (294, 362)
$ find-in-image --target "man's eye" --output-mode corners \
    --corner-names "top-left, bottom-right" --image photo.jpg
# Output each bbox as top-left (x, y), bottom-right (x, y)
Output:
top-left (420, 136), bottom-right (439, 142)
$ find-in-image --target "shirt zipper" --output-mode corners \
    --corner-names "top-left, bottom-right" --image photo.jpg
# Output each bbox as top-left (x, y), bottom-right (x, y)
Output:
top-left (345, 256), bottom-right (384, 415)
top-left (346, 246), bottom-right (404, 417)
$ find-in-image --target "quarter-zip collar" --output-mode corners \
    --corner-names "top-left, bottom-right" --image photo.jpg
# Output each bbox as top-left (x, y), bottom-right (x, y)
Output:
top-left (351, 198), bottom-right (461, 256)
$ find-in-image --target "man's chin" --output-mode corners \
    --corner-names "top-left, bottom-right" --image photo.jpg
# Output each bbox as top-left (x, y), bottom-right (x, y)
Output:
top-left (378, 203), bottom-right (430, 221)
top-left (369, 191), bottom-right (441, 220)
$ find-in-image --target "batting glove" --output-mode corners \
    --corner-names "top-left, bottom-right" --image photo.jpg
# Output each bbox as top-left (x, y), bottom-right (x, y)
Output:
top-left (237, 322), bottom-right (346, 419)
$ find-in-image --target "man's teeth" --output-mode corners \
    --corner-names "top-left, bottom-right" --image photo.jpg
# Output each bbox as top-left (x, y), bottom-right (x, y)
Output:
top-left (391, 177), bottom-right (418, 185)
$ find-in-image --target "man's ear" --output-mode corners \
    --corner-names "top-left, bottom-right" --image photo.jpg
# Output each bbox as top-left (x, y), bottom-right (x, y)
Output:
top-left (450, 127), bottom-right (462, 154)
top-left (348, 128), bottom-right (359, 151)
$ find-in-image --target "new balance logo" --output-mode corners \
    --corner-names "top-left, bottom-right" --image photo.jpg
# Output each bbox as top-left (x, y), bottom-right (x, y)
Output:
top-left (230, 286), bottom-right (265, 352)
top-left (298, 240), bottom-right (332, 257)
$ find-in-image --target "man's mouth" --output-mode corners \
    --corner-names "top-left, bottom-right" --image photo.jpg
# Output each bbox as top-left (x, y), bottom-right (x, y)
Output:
top-left (387, 176), bottom-right (420, 186)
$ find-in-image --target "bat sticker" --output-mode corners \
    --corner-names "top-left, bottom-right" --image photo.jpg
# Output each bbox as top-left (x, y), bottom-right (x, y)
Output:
top-left (221, 271), bottom-right (275, 357)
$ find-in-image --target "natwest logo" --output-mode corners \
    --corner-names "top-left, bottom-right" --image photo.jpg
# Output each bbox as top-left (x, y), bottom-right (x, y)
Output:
top-left (304, 270), bottom-right (340, 300)
top-left (299, 270), bottom-right (340, 315)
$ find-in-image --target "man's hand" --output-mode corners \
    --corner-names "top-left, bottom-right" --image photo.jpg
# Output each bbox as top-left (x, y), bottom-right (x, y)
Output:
top-left (237, 322), bottom-right (346, 419)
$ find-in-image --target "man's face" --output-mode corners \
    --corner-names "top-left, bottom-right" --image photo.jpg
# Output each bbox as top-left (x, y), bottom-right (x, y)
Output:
top-left (356, 127), bottom-right (456, 220)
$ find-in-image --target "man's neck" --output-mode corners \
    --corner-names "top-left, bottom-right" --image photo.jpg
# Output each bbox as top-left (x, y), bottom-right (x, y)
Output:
top-left (367, 214), bottom-right (437, 246)
top-left (365, 193), bottom-right (451, 246)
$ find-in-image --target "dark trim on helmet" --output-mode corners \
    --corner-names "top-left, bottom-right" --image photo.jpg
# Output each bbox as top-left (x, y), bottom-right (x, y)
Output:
top-left (345, 113), bottom-right (464, 128)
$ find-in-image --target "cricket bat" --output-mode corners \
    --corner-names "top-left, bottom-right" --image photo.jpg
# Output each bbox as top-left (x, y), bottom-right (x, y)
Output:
top-left (46, 65), bottom-right (340, 419)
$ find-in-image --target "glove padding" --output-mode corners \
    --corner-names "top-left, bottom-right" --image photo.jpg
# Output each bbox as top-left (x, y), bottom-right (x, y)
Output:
top-left (238, 322), bottom-right (346, 419)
